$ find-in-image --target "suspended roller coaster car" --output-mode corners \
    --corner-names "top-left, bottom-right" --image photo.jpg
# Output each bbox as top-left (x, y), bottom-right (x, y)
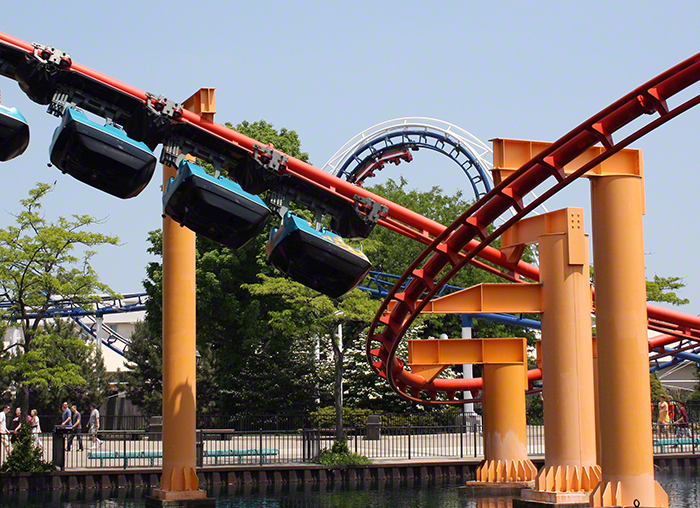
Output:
top-left (163, 159), bottom-right (272, 249)
top-left (49, 107), bottom-right (157, 198)
top-left (266, 211), bottom-right (372, 298)
top-left (0, 104), bottom-right (29, 161)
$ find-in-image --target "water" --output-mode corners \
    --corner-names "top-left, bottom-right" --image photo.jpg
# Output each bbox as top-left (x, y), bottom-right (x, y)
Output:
top-left (0, 474), bottom-right (696, 508)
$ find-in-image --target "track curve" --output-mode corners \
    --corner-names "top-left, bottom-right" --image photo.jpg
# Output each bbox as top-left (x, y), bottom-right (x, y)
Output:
top-left (321, 118), bottom-right (493, 198)
top-left (367, 52), bottom-right (700, 404)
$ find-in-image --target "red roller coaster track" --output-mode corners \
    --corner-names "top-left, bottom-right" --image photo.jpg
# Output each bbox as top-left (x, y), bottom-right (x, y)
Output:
top-left (366, 52), bottom-right (700, 403)
top-left (0, 32), bottom-right (699, 404)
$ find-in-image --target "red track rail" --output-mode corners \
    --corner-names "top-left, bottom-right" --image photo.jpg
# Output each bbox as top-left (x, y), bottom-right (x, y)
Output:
top-left (1, 32), bottom-right (699, 400)
top-left (366, 52), bottom-right (700, 404)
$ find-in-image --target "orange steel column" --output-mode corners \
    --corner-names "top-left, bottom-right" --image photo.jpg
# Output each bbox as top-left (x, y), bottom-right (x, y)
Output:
top-left (150, 90), bottom-right (215, 505)
top-left (589, 175), bottom-right (667, 507)
top-left (477, 362), bottom-right (537, 483)
top-left (531, 221), bottom-right (600, 498)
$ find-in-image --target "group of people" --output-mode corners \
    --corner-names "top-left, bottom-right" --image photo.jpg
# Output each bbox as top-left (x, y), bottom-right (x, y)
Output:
top-left (60, 402), bottom-right (102, 451)
top-left (0, 402), bottom-right (103, 460)
top-left (656, 394), bottom-right (690, 438)
top-left (0, 405), bottom-right (44, 456)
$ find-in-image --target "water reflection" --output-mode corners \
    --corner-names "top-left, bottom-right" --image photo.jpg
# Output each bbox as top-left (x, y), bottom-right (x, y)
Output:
top-left (0, 473), bottom-right (697, 508)
top-left (657, 471), bottom-right (700, 508)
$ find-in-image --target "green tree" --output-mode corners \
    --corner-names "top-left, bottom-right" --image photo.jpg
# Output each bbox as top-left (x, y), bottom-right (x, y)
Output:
top-left (4, 318), bottom-right (109, 415)
top-left (646, 275), bottom-right (689, 306)
top-left (0, 183), bottom-right (118, 412)
top-left (650, 372), bottom-right (666, 402)
top-left (121, 321), bottom-right (163, 417)
top-left (245, 275), bottom-right (377, 440)
top-left (0, 419), bottom-right (55, 473)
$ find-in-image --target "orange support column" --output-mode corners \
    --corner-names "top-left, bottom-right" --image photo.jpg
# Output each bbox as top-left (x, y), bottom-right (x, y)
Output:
top-left (477, 361), bottom-right (537, 483)
top-left (149, 90), bottom-right (215, 506)
top-left (523, 210), bottom-right (600, 504)
top-left (589, 174), bottom-right (668, 507)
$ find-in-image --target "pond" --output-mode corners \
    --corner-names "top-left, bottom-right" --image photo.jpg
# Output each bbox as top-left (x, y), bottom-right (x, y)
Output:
top-left (0, 472), bottom-right (696, 508)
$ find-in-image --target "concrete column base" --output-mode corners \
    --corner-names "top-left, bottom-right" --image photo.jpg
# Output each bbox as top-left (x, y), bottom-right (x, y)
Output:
top-left (460, 480), bottom-right (535, 497)
top-left (514, 495), bottom-right (589, 508)
top-left (519, 488), bottom-right (590, 506)
top-left (145, 489), bottom-right (215, 508)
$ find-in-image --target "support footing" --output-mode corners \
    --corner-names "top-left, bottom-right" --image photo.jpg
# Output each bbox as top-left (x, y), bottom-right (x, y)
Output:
top-left (590, 479), bottom-right (668, 507)
top-left (145, 489), bottom-right (215, 508)
top-left (476, 459), bottom-right (538, 482)
top-left (519, 488), bottom-right (590, 506)
top-left (460, 480), bottom-right (535, 497)
top-left (513, 496), bottom-right (589, 508)
top-left (534, 465), bottom-right (602, 493)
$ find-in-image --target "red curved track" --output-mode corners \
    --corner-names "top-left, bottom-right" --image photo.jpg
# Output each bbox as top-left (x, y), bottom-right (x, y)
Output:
top-left (365, 53), bottom-right (700, 404)
top-left (1, 32), bottom-right (699, 403)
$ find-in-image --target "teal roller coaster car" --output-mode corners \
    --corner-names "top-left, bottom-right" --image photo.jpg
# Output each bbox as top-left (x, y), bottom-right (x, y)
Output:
top-left (163, 159), bottom-right (272, 250)
top-left (266, 211), bottom-right (372, 298)
top-left (0, 104), bottom-right (29, 161)
top-left (49, 107), bottom-right (157, 199)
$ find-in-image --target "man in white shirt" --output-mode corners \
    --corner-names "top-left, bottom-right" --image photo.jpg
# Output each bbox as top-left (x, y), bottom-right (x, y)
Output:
top-left (0, 405), bottom-right (11, 457)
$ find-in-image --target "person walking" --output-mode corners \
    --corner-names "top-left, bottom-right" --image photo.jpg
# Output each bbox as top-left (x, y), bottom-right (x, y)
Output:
top-left (0, 405), bottom-right (10, 458)
top-left (60, 402), bottom-right (71, 428)
top-left (10, 407), bottom-right (22, 441)
top-left (657, 395), bottom-right (670, 437)
top-left (87, 403), bottom-right (102, 449)
top-left (29, 409), bottom-right (42, 450)
top-left (66, 405), bottom-right (83, 451)
top-left (674, 400), bottom-right (690, 439)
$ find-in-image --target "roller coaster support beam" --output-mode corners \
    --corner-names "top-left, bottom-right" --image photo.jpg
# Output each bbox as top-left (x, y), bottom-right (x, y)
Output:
top-left (409, 338), bottom-right (536, 482)
top-left (480, 347), bottom-right (536, 483)
top-left (589, 172), bottom-right (667, 507)
top-left (503, 209), bottom-right (600, 503)
top-left (494, 139), bottom-right (667, 506)
top-left (151, 89), bottom-right (215, 506)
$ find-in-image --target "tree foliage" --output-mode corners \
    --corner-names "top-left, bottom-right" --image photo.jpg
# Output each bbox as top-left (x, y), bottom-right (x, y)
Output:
top-left (646, 275), bottom-right (689, 306)
top-left (0, 183), bottom-right (117, 412)
top-left (1, 319), bottom-right (109, 414)
top-left (244, 275), bottom-right (377, 439)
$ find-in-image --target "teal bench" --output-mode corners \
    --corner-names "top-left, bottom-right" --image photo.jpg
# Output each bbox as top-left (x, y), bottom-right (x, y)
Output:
top-left (87, 450), bottom-right (162, 467)
top-left (204, 448), bottom-right (279, 464)
top-left (87, 448), bottom-right (279, 467)
top-left (652, 437), bottom-right (700, 452)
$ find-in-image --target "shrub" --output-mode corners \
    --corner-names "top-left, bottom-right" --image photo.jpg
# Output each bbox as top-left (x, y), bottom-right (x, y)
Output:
top-left (318, 439), bottom-right (371, 466)
top-left (0, 423), bottom-right (56, 473)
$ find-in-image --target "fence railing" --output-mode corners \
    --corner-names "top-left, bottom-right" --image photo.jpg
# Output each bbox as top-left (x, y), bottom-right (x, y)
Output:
top-left (35, 411), bottom-right (487, 432)
top-left (6, 421), bottom-right (696, 470)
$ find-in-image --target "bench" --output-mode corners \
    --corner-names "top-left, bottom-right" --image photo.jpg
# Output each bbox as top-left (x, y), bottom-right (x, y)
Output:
top-left (87, 450), bottom-right (162, 467)
top-left (87, 448), bottom-right (279, 467)
top-left (652, 437), bottom-right (700, 452)
top-left (204, 448), bottom-right (279, 464)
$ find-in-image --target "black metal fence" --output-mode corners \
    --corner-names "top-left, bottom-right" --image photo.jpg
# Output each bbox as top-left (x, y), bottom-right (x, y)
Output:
top-left (37, 411), bottom-right (481, 432)
top-left (8, 419), bottom-right (698, 471)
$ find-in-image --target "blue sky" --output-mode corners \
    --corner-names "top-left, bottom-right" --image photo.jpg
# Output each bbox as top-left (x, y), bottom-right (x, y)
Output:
top-left (2, 1), bottom-right (700, 314)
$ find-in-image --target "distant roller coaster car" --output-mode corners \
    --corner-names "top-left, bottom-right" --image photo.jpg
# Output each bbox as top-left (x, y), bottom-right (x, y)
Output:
top-left (163, 159), bottom-right (272, 249)
top-left (0, 104), bottom-right (29, 161)
top-left (49, 107), bottom-right (157, 198)
top-left (266, 211), bottom-right (372, 298)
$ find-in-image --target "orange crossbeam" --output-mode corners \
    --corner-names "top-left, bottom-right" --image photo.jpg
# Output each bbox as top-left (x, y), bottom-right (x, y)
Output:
top-left (408, 337), bottom-right (526, 382)
top-left (420, 283), bottom-right (542, 314)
